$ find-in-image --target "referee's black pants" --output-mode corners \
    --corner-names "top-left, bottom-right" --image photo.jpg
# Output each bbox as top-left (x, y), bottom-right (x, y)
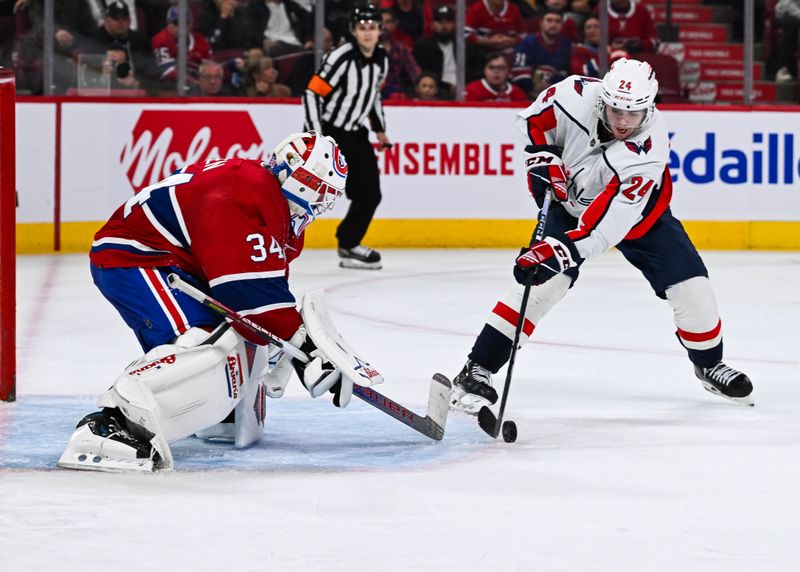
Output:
top-left (323, 124), bottom-right (382, 250)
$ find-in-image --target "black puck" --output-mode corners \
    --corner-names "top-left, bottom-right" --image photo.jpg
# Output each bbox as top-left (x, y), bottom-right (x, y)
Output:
top-left (502, 420), bottom-right (517, 443)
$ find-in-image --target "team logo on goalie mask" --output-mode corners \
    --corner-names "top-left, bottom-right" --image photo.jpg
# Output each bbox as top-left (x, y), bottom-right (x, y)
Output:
top-left (625, 136), bottom-right (653, 155)
top-left (332, 146), bottom-right (348, 178)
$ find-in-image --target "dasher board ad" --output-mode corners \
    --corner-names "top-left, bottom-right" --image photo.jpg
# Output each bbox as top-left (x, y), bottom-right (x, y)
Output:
top-left (17, 101), bottom-right (800, 223)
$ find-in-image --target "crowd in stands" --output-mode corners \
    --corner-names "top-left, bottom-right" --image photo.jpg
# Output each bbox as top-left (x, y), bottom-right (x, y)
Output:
top-left (0, 0), bottom-right (772, 102)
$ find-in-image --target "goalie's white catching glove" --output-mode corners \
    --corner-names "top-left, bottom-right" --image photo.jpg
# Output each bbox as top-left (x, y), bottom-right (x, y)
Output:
top-left (290, 328), bottom-right (348, 407)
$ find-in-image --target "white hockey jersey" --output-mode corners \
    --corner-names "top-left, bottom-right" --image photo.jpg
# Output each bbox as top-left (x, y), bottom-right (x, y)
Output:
top-left (517, 75), bottom-right (673, 260)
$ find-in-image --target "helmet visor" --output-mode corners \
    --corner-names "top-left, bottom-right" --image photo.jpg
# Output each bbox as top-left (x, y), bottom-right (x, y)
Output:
top-left (601, 104), bottom-right (647, 131)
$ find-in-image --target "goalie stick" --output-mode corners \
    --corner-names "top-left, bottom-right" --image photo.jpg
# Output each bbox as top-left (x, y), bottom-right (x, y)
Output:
top-left (478, 190), bottom-right (553, 441)
top-left (167, 274), bottom-right (451, 441)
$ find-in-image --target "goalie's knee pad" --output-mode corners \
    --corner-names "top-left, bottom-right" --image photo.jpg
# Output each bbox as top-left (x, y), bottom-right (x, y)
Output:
top-left (486, 273), bottom-right (570, 346)
top-left (666, 276), bottom-right (722, 352)
top-left (101, 324), bottom-right (251, 451)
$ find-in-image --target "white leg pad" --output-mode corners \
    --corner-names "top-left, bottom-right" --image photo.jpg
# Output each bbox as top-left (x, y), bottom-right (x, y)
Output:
top-left (486, 274), bottom-right (571, 346)
top-left (102, 325), bottom-right (250, 454)
top-left (666, 276), bottom-right (722, 350)
top-left (233, 377), bottom-right (266, 448)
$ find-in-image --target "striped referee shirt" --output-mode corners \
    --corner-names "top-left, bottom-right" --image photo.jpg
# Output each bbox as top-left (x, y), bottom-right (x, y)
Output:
top-left (303, 40), bottom-right (389, 134)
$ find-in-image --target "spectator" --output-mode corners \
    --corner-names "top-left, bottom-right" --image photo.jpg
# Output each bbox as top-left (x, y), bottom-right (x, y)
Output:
top-left (774, 0), bottom-right (800, 82)
top-left (151, 5), bottom-right (212, 89)
top-left (413, 70), bottom-right (439, 100)
top-left (247, 0), bottom-right (313, 57)
top-left (413, 5), bottom-right (484, 99)
top-left (85, 1), bottom-right (155, 90)
top-left (382, 0), bottom-right (431, 42)
top-left (605, 0), bottom-right (658, 54)
top-left (509, 0), bottom-right (538, 20)
top-left (188, 59), bottom-right (238, 96)
top-left (19, 0), bottom-right (99, 52)
top-left (571, 14), bottom-right (600, 77)
top-left (10, 0), bottom-right (100, 92)
top-left (244, 56), bottom-right (291, 97)
top-left (228, 46), bottom-right (265, 92)
top-left (466, 0), bottom-right (525, 54)
top-left (326, 0), bottom-right (356, 45)
top-left (537, 0), bottom-right (579, 42)
top-left (380, 8), bottom-right (420, 97)
top-left (570, 16), bottom-right (630, 78)
top-left (197, 0), bottom-right (251, 52)
top-left (102, 44), bottom-right (141, 91)
top-left (287, 27), bottom-right (334, 95)
top-left (566, 0), bottom-right (593, 30)
top-left (138, 0), bottom-right (171, 39)
top-left (512, 8), bottom-right (572, 96)
top-left (381, 4), bottom-right (414, 48)
top-left (465, 51), bottom-right (528, 102)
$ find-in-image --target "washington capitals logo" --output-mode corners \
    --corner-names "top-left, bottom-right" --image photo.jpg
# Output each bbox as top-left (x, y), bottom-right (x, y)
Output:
top-left (573, 76), bottom-right (600, 96)
top-left (625, 136), bottom-right (653, 155)
top-left (333, 146), bottom-right (348, 178)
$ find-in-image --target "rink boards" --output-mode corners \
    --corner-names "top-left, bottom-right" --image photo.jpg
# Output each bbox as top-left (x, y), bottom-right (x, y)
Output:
top-left (14, 99), bottom-right (800, 252)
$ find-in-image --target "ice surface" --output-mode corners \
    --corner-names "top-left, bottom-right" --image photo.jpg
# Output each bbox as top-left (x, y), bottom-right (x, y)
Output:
top-left (3, 249), bottom-right (799, 571)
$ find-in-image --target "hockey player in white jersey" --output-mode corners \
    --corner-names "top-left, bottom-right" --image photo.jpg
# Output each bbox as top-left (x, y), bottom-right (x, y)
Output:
top-left (451, 58), bottom-right (754, 413)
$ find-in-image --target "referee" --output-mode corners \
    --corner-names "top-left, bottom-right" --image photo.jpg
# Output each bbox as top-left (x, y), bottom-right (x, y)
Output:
top-left (303, 4), bottom-right (390, 270)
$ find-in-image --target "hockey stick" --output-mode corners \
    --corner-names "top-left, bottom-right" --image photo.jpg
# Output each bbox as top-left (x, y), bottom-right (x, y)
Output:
top-left (166, 273), bottom-right (451, 441)
top-left (478, 190), bottom-right (553, 442)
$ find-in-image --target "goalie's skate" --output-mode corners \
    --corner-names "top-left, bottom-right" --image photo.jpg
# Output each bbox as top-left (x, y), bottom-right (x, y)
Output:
top-left (338, 245), bottom-right (382, 270)
top-left (450, 360), bottom-right (498, 415)
top-left (694, 361), bottom-right (754, 406)
top-left (58, 409), bottom-right (165, 472)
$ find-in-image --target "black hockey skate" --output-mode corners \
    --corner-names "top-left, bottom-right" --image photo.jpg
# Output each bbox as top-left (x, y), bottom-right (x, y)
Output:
top-left (338, 245), bottom-right (382, 269)
top-left (450, 360), bottom-right (499, 415)
top-left (79, 409), bottom-right (155, 458)
top-left (694, 361), bottom-right (754, 406)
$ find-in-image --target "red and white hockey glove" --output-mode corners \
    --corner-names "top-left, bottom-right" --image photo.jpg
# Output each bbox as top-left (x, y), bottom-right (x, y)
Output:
top-left (524, 144), bottom-right (568, 203)
top-left (513, 235), bottom-right (580, 286)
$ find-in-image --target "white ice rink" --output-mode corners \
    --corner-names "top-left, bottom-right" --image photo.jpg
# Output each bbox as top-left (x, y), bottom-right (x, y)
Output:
top-left (3, 249), bottom-right (799, 571)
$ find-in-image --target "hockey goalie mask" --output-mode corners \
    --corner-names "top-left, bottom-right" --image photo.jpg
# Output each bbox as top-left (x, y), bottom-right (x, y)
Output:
top-left (597, 58), bottom-right (659, 139)
top-left (269, 131), bottom-right (347, 220)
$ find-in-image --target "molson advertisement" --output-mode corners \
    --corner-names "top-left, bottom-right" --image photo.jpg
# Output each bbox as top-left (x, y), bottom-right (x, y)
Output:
top-left (15, 101), bottom-right (800, 251)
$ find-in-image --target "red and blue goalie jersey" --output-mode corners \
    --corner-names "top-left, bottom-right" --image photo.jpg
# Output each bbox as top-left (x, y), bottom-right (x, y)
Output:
top-left (90, 158), bottom-right (304, 341)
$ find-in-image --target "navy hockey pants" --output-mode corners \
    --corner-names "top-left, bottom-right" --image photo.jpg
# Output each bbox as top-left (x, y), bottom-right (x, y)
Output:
top-left (90, 264), bottom-right (221, 352)
top-left (537, 203), bottom-right (708, 297)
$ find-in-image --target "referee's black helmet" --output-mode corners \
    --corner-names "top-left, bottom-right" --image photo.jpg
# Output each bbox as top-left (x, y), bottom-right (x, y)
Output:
top-left (351, 4), bottom-right (381, 27)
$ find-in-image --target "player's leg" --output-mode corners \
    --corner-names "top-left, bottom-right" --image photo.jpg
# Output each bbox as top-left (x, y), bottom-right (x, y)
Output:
top-left (451, 203), bottom-right (581, 413)
top-left (90, 264), bottom-right (221, 351)
top-left (332, 127), bottom-right (382, 269)
top-left (617, 209), bottom-right (753, 405)
top-left (66, 266), bottom-right (266, 469)
top-left (59, 323), bottom-right (256, 472)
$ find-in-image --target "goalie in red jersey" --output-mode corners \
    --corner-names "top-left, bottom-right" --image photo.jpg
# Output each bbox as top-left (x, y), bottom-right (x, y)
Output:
top-left (59, 132), bottom-right (358, 472)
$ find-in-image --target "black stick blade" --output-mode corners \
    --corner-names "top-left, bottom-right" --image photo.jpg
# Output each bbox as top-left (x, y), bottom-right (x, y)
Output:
top-left (478, 406), bottom-right (500, 438)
